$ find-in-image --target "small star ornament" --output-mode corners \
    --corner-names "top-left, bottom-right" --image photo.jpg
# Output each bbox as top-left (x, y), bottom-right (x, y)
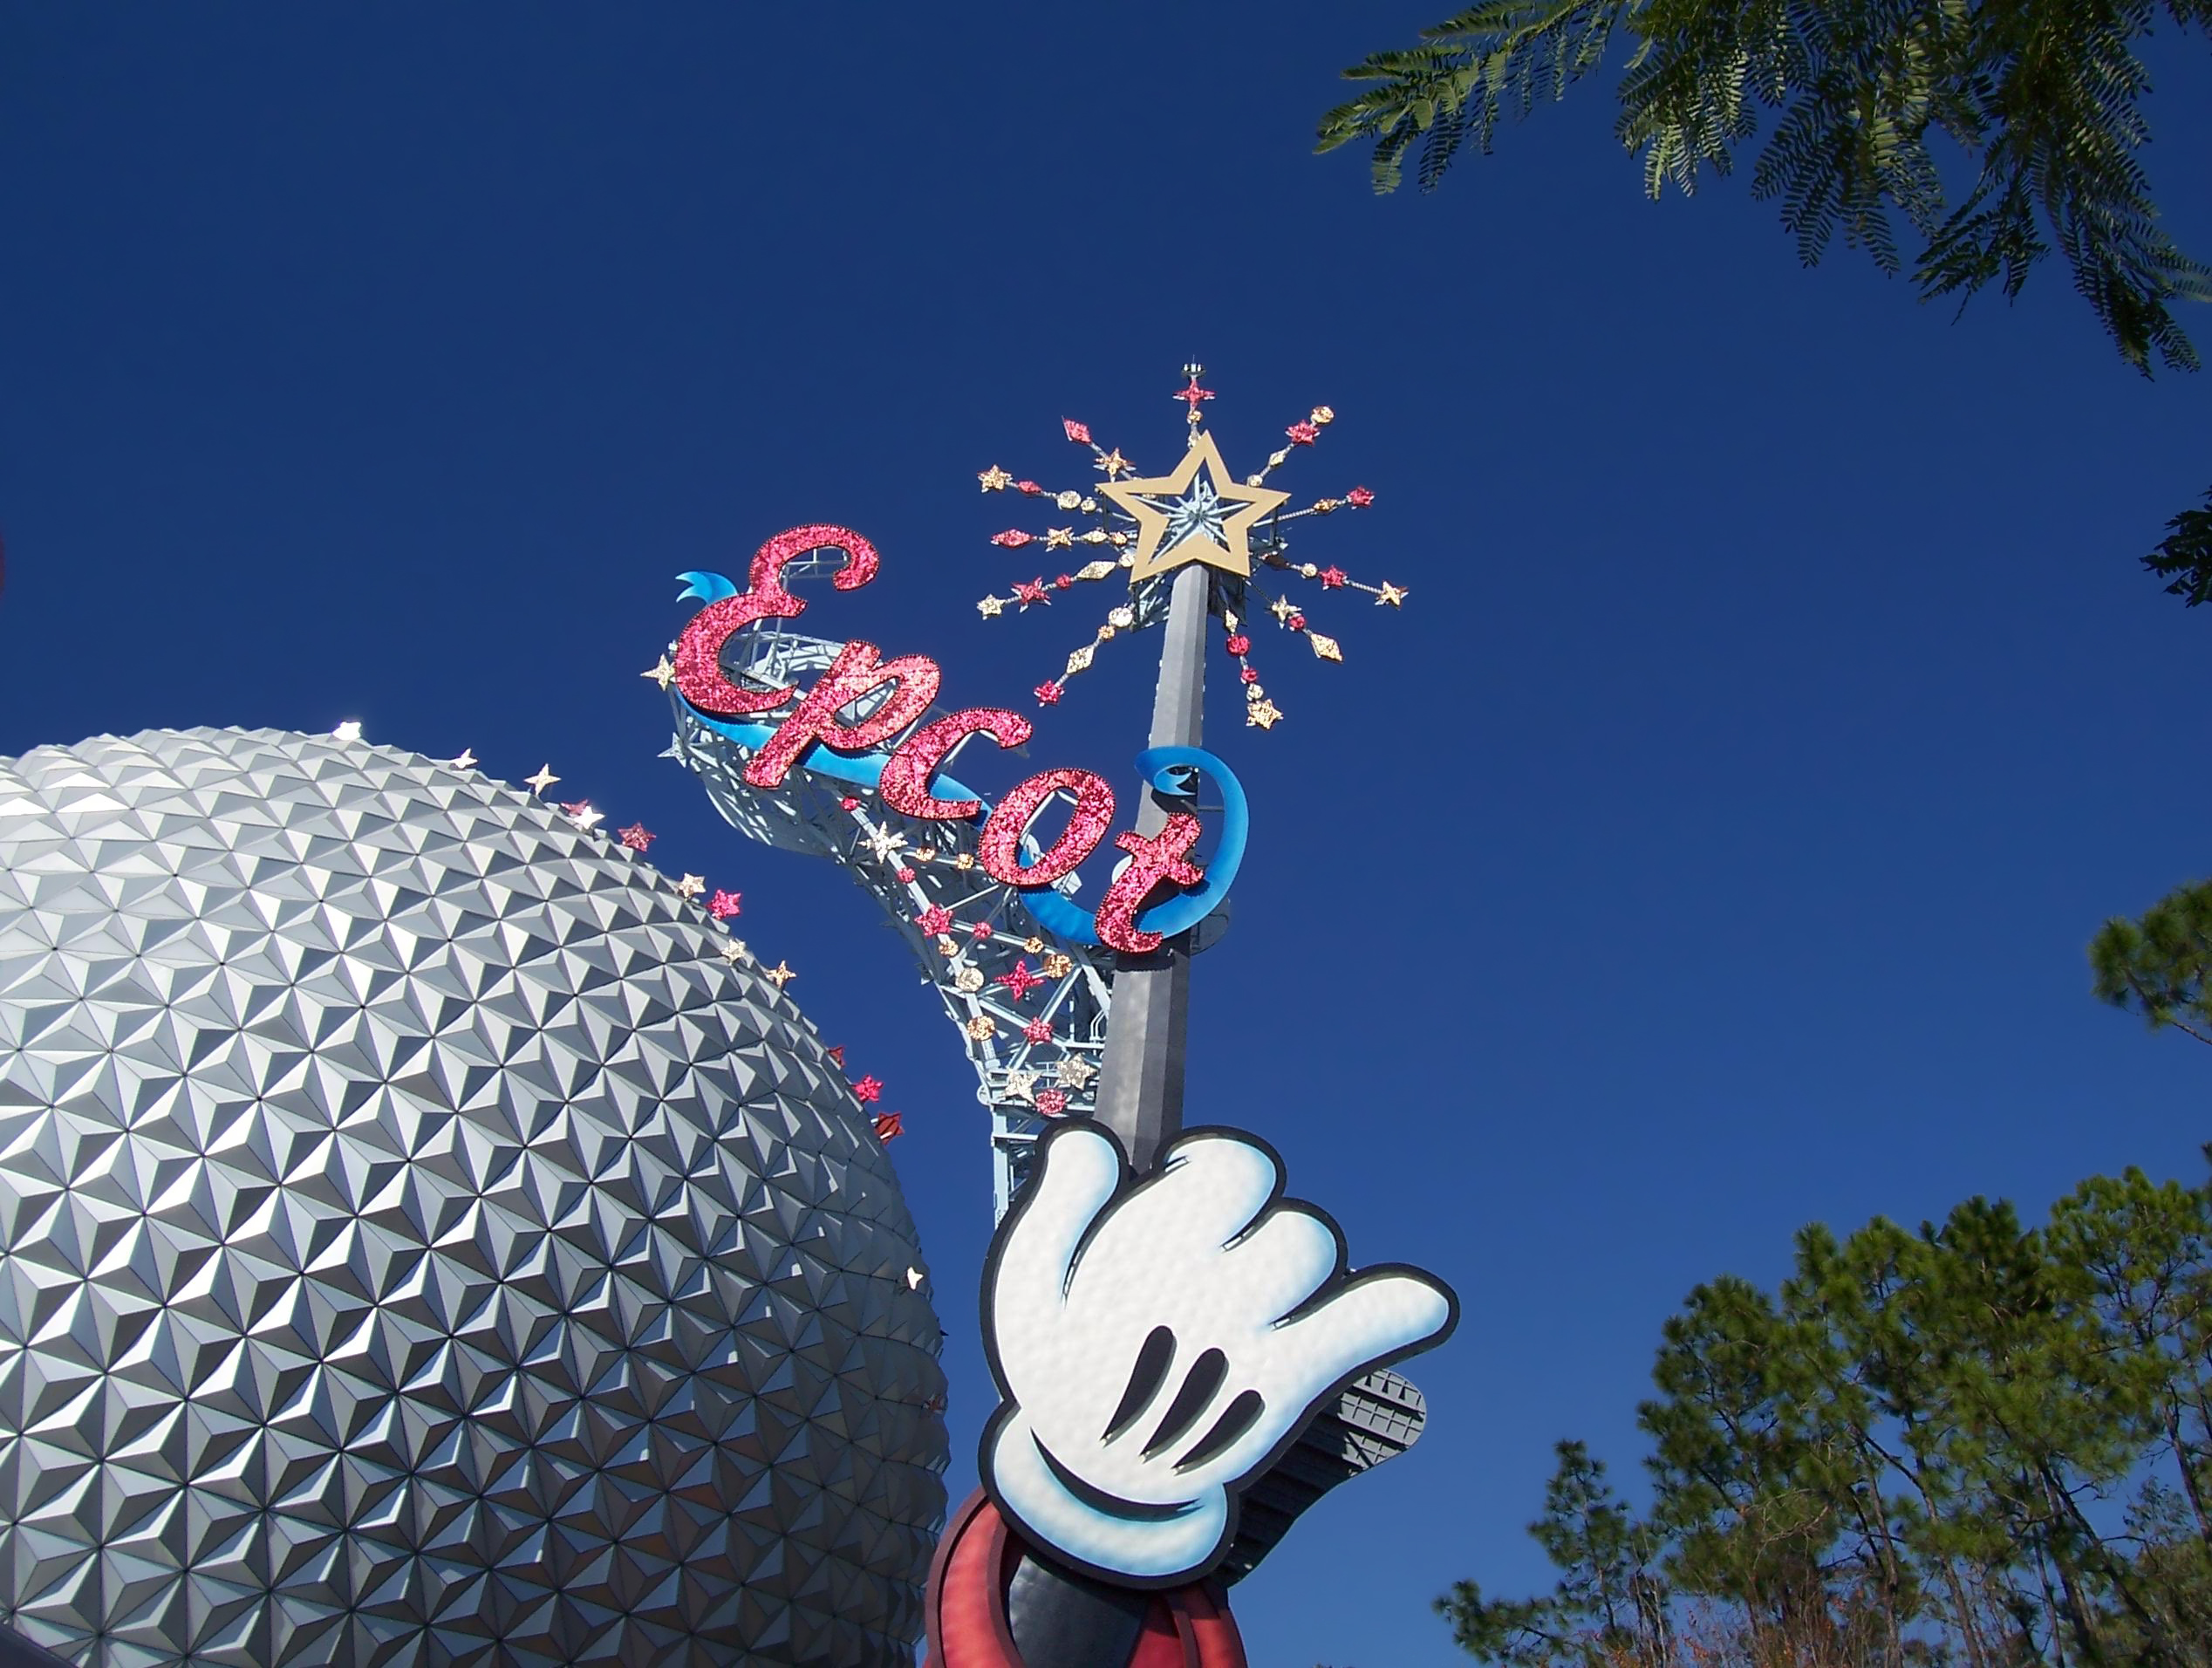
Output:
top-left (1055, 1056), bottom-right (1096, 1090)
top-left (642, 656), bottom-right (675, 689)
top-left (676, 873), bottom-right (707, 899)
top-left (764, 960), bottom-right (797, 988)
top-left (525, 764), bottom-right (560, 796)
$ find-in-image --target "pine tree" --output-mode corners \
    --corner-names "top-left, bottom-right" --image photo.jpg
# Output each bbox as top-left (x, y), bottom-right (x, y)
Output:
top-left (2092, 878), bottom-right (2212, 1049)
top-left (1441, 1164), bottom-right (2212, 1665)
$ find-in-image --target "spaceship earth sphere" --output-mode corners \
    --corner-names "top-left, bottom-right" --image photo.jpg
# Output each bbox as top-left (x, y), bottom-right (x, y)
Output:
top-left (0, 729), bottom-right (948, 1667)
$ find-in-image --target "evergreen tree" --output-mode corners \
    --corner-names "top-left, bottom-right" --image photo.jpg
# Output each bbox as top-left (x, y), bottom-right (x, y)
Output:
top-left (2093, 880), bottom-right (2212, 1048)
top-left (1443, 1162), bottom-right (2212, 1666)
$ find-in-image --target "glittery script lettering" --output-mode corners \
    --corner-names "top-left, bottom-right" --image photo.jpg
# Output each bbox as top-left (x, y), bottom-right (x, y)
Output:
top-left (978, 769), bottom-right (1116, 887)
top-left (676, 525), bottom-right (1227, 951)
top-left (744, 639), bottom-right (944, 789)
top-left (878, 708), bottom-right (1034, 820)
top-left (675, 524), bottom-right (881, 717)
top-left (1092, 816), bottom-right (1207, 954)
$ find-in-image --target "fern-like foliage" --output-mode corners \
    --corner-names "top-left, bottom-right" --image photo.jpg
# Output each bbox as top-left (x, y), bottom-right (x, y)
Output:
top-left (1321, 0), bottom-right (2212, 374)
top-left (1318, 3), bottom-right (1634, 195)
top-left (2144, 484), bottom-right (2212, 605)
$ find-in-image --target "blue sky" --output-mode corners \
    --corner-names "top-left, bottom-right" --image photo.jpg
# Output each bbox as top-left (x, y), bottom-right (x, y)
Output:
top-left (3, 6), bottom-right (2209, 1665)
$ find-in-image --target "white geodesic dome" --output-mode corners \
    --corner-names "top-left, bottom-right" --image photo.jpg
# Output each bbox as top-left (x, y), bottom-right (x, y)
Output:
top-left (0, 729), bottom-right (948, 1666)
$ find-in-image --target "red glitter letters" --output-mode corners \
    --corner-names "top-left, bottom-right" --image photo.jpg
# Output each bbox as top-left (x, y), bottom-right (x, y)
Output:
top-left (878, 708), bottom-right (1034, 821)
top-left (674, 524), bottom-right (881, 717)
top-left (978, 769), bottom-right (1116, 887)
top-left (1093, 815), bottom-right (1206, 954)
top-left (743, 639), bottom-right (944, 789)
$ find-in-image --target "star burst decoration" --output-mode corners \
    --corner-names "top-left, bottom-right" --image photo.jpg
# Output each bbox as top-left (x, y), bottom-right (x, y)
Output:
top-left (973, 367), bottom-right (1407, 727)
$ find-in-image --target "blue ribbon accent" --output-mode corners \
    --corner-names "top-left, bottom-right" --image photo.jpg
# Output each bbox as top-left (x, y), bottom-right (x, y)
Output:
top-left (677, 571), bottom-right (741, 604)
top-left (677, 703), bottom-right (1244, 949)
top-left (1123, 746), bottom-right (1248, 940)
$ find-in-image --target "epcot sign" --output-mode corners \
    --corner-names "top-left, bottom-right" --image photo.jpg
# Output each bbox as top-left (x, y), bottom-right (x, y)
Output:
top-left (661, 372), bottom-right (1461, 1668)
top-left (666, 521), bottom-right (1246, 958)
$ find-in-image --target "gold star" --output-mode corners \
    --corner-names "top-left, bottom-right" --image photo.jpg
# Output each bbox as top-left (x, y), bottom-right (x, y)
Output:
top-left (978, 595), bottom-right (1005, 619)
top-left (979, 466), bottom-right (1013, 491)
top-left (765, 960), bottom-right (796, 988)
top-left (643, 655), bottom-right (675, 689)
top-left (1376, 582), bottom-right (1408, 607)
top-left (525, 764), bottom-right (560, 795)
top-left (720, 938), bottom-right (748, 961)
top-left (1056, 1056), bottom-right (1096, 1090)
top-left (1246, 698), bottom-right (1284, 729)
top-left (1044, 527), bottom-right (1074, 550)
top-left (1099, 431), bottom-right (1293, 584)
top-left (676, 873), bottom-right (706, 898)
top-left (1095, 448), bottom-right (1129, 479)
top-left (449, 749), bottom-right (478, 769)
top-left (1269, 596), bottom-right (1297, 623)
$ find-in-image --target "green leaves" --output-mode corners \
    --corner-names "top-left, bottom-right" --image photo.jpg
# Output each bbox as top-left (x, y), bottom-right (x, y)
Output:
top-left (2144, 487), bottom-right (2212, 607)
top-left (1436, 1441), bottom-right (1669, 1668)
top-left (1442, 1164), bottom-right (2212, 1665)
top-left (1316, 3), bottom-right (1635, 195)
top-left (1321, 0), bottom-right (2212, 375)
top-left (2091, 878), bottom-right (2212, 1048)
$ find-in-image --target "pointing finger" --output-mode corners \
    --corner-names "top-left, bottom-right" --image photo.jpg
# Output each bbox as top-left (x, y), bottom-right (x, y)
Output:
top-left (1266, 1269), bottom-right (1455, 1395)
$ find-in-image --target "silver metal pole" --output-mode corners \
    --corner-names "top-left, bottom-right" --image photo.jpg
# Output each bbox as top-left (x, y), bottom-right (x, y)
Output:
top-left (1092, 560), bottom-right (1209, 1172)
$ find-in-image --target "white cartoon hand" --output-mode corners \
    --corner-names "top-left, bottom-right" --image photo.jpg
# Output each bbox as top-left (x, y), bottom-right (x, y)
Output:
top-left (979, 1124), bottom-right (1456, 1587)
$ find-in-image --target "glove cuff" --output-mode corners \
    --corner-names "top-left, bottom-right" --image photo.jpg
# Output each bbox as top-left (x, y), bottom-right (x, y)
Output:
top-left (985, 1413), bottom-right (1228, 1587)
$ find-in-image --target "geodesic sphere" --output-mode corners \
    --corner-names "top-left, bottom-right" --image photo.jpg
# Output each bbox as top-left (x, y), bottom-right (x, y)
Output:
top-left (0, 729), bottom-right (948, 1667)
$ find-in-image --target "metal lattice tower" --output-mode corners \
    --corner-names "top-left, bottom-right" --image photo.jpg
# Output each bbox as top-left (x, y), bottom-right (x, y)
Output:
top-left (663, 551), bottom-right (1115, 1218)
